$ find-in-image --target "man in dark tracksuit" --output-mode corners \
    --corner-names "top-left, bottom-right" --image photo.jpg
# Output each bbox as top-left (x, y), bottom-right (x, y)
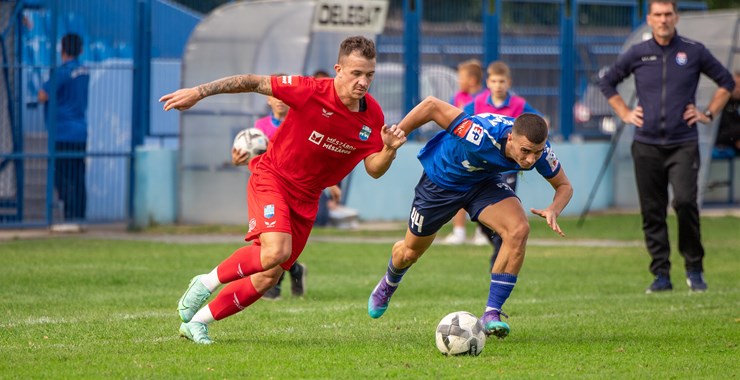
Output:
top-left (600, 0), bottom-right (734, 293)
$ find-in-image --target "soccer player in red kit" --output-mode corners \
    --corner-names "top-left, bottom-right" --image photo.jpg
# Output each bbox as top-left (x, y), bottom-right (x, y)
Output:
top-left (159, 36), bottom-right (407, 344)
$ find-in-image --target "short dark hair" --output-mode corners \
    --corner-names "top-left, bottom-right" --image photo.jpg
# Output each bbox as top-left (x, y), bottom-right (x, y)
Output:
top-left (648, 0), bottom-right (677, 13)
top-left (338, 36), bottom-right (376, 62)
top-left (62, 33), bottom-right (83, 57)
top-left (512, 113), bottom-right (548, 144)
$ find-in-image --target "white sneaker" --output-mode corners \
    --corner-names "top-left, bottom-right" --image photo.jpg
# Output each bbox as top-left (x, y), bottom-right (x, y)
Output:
top-left (442, 233), bottom-right (465, 245)
top-left (473, 228), bottom-right (489, 246)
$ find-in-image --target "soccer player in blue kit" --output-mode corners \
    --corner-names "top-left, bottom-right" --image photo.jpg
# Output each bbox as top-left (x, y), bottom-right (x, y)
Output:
top-left (368, 96), bottom-right (573, 338)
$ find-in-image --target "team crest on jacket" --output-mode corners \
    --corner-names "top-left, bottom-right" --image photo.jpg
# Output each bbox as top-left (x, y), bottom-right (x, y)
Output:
top-left (676, 52), bottom-right (687, 66)
top-left (545, 146), bottom-right (559, 171)
top-left (359, 125), bottom-right (371, 141)
top-left (264, 204), bottom-right (275, 219)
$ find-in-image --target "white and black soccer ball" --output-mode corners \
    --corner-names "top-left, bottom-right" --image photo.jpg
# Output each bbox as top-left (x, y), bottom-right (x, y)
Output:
top-left (233, 128), bottom-right (268, 158)
top-left (435, 311), bottom-right (487, 356)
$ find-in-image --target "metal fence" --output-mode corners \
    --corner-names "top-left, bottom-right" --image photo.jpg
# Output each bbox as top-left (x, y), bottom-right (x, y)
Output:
top-left (1, 0), bottom-right (714, 227)
top-left (1, 0), bottom-right (140, 227)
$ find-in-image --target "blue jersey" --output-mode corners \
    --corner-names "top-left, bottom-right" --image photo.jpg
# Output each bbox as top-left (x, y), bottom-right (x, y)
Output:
top-left (43, 59), bottom-right (90, 143)
top-left (418, 112), bottom-right (561, 192)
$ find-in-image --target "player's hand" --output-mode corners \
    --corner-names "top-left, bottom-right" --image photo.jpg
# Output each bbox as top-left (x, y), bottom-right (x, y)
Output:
top-left (381, 124), bottom-right (407, 150)
top-left (621, 106), bottom-right (643, 127)
top-left (683, 104), bottom-right (710, 125)
top-left (231, 147), bottom-right (249, 166)
top-left (327, 185), bottom-right (342, 203)
top-left (530, 207), bottom-right (565, 237)
top-left (159, 87), bottom-right (201, 111)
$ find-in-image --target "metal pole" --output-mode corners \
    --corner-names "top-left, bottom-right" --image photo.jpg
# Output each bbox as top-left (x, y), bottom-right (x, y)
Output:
top-left (403, 0), bottom-right (420, 138)
top-left (559, 0), bottom-right (575, 141)
top-left (130, 0), bottom-right (151, 228)
top-left (46, 0), bottom-right (59, 226)
top-left (483, 0), bottom-right (500, 65)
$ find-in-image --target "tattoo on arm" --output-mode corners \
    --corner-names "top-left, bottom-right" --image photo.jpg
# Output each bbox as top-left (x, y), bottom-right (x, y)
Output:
top-left (196, 75), bottom-right (273, 98)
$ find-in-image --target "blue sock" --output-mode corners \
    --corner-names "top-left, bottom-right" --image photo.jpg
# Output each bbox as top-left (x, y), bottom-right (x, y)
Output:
top-left (385, 258), bottom-right (409, 286)
top-left (487, 273), bottom-right (517, 311)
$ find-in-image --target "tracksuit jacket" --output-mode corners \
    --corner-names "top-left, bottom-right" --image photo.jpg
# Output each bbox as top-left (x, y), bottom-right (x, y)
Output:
top-left (599, 32), bottom-right (735, 145)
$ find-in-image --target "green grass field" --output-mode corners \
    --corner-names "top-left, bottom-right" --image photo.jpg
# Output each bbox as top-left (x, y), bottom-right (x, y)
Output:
top-left (1, 214), bottom-right (738, 378)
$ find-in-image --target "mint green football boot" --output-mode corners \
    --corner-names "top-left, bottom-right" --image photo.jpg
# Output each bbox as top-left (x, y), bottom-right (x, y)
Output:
top-left (179, 321), bottom-right (214, 345)
top-left (481, 309), bottom-right (510, 339)
top-left (177, 275), bottom-right (212, 323)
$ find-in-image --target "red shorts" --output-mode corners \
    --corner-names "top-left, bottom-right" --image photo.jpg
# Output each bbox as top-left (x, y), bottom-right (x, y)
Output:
top-left (244, 170), bottom-right (319, 270)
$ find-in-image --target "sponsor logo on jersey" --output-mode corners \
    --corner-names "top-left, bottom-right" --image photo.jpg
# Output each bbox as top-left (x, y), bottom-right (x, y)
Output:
top-left (322, 108), bottom-right (334, 118)
top-left (248, 218), bottom-right (256, 232)
top-left (359, 125), bottom-right (371, 141)
top-left (466, 125), bottom-right (484, 146)
top-left (309, 131), bottom-right (325, 145)
top-left (410, 207), bottom-right (425, 234)
top-left (322, 136), bottom-right (357, 154)
top-left (452, 119), bottom-right (473, 137)
top-left (641, 55), bottom-right (657, 62)
top-left (545, 146), bottom-right (559, 172)
top-left (264, 220), bottom-right (276, 228)
top-left (676, 52), bottom-right (687, 66)
top-left (264, 204), bottom-right (275, 219)
top-left (479, 113), bottom-right (513, 126)
top-left (281, 75), bottom-right (293, 85)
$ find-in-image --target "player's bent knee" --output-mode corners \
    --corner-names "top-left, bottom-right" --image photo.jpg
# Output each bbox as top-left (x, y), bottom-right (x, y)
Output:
top-left (401, 246), bottom-right (425, 264)
top-left (259, 246), bottom-right (292, 268)
top-left (505, 223), bottom-right (530, 246)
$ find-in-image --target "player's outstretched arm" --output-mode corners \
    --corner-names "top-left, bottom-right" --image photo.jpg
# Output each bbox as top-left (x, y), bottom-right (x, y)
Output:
top-left (364, 124), bottom-right (407, 178)
top-left (159, 75), bottom-right (273, 111)
top-left (530, 169), bottom-right (573, 237)
top-left (396, 96), bottom-right (464, 135)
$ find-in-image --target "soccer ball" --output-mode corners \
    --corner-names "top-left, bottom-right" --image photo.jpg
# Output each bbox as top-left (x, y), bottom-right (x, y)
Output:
top-left (435, 311), bottom-right (487, 356)
top-left (233, 128), bottom-right (268, 158)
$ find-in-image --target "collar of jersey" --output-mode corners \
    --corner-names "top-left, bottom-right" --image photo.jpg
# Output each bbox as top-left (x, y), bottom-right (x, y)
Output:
top-left (487, 93), bottom-right (512, 109)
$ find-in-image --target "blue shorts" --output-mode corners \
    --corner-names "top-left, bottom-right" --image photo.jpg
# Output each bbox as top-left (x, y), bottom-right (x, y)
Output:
top-left (407, 172), bottom-right (518, 237)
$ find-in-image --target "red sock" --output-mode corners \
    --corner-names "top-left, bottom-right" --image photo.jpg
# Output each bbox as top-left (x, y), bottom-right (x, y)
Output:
top-left (209, 277), bottom-right (262, 320)
top-left (217, 244), bottom-right (264, 284)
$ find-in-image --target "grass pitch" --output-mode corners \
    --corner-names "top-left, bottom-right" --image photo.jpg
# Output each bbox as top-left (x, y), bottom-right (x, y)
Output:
top-left (1, 214), bottom-right (738, 378)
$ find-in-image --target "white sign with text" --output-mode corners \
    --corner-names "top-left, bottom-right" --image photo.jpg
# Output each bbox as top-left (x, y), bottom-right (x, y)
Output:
top-left (312, 0), bottom-right (389, 34)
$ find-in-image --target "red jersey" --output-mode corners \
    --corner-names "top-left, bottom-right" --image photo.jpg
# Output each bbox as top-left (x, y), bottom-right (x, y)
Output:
top-left (250, 75), bottom-right (385, 201)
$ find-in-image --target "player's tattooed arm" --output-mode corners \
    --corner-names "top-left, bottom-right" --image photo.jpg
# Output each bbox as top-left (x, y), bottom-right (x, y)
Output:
top-left (196, 75), bottom-right (273, 97)
top-left (160, 75), bottom-right (273, 111)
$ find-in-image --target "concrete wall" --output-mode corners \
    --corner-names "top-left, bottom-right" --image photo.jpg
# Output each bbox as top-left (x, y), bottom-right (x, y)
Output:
top-left (133, 140), bottom-right (622, 226)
